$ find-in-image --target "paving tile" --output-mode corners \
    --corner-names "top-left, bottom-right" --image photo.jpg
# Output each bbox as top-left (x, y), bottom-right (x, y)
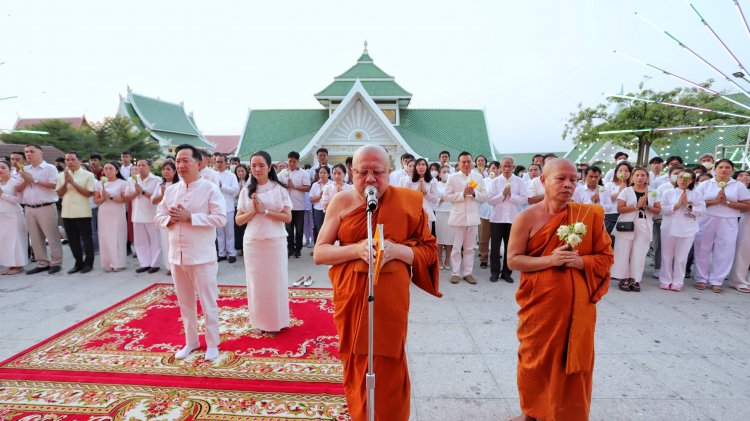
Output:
top-left (589, 398), bottom-right (708, 421)
top-left (408, 297), bottom-right (464, 325)
top-left (482, 353), bottom-right (519, 399)
top-left (409, 353), bottom-right (501, 399)
top-left (691, 398), bottom-right (750, 421)
top-left (592, 354), bottom-right (679, 399)
top-left (453, 300), bottom-right (518, 324)
top-left (407, 323), bottom-right (477, 354)
top-left (413, 397), bottom-right (512, 421)
top-left (594, 323), bottom-right (691, 355)
top-left (465, 322), bottom-right (519, 353)
top-left (635, 354), bottom-right (750, 399)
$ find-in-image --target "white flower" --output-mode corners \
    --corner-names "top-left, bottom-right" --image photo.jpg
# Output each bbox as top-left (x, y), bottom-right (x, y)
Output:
top-left (598, 186), bottom-right (605, 192)
top-left (557, 225), bottom-right (570, 239)
top-left (567, 233), bottom-right (583, 247)
top-left (574, 222), bottom-right (586, 234)
top-left (718, 181), bottom-right (727, 189)
top-left (489, 172), bottom-right (496, 179)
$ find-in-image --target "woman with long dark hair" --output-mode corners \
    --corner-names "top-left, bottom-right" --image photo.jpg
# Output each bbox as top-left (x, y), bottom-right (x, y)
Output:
top-left (233, 164), bottom-right (249, 256)
top-left (603, 161), bottom-right (633, 240)
top-left (309, 165), bottom-right (332, 247)
top-left (400, 158), bottom-right (438, 224)
top-left (321, 164), bottom-right (353, 211)
top-left (152, 161), bottom-right (179, 275)
top-left (93, 161), bottom-right (130, 272)
top-left (235, 151), bottom-right (292, 332)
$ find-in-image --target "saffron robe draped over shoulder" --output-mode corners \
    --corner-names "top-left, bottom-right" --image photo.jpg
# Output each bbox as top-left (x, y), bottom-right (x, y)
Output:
top-left (516, 203), bottom-right (613, 421)
top-left (329, 186), bottom-right (441, 421)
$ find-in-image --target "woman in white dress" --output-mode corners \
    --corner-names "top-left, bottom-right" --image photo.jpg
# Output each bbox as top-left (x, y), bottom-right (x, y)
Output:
top-left (0, 161), bottom-right (27, 275)
top-left (398, 159), bottom-right (416, 188)
top-left (152, 161), bottom-right (179, 275)
top-left (309, 165), bottom-right (332, 245)
top-left (659, 170), bottom-right (705, 292)
top-left (612, 166), bottom-right (661, 292)
top-left (321, 164), bottom-right (353, 211)
top-left (235, 151), bottom-right (292, 333)
top-left (399, 158), bottom-right (439, 225)
top-left (93, 161), bottom-right (130, 272)
top-left (604, 161), bottom-right (633, 242)
top-left (434, 165), bottom-right (453, 270)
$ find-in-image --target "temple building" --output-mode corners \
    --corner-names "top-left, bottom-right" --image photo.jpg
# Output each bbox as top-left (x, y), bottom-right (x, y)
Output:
top-left (118, 88), bottom-right (214, 154)
top-left (235, 43), bottom-right (496, 166)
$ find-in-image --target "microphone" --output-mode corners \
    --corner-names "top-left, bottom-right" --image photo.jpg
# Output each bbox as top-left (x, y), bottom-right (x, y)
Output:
top-left (365, 185), bottom-right (378, 211)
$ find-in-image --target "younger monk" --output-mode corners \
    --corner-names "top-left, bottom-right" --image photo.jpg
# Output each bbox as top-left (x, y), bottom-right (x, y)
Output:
top-left (507, 158), bottom-right (613, 421)
top-left (314, 145), bottom-right (441, 421)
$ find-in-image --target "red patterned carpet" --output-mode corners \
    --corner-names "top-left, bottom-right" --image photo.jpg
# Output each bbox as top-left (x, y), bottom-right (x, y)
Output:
top-left (0, 284), bottom-right (350, 420)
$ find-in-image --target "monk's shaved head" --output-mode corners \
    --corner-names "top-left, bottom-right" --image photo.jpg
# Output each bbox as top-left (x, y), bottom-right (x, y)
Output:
top-left (542, 158), bottom-right (577, 177)
top-left (352, 145), bottom-right (389, 167)
top-left (351, 145), bottom-right (391, 195)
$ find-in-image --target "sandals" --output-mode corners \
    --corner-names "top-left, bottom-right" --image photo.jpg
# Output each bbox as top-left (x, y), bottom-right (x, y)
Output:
top-left (629, 279), bottom-right (641, 292)
top-left (292, 276), bottom-right (305, 287)
top-left (618, 279), bottom-right (630, 292)
top-left (695, 282), bottom-right (706, 291)
top-left (736, 286), bottom-right (750, 293)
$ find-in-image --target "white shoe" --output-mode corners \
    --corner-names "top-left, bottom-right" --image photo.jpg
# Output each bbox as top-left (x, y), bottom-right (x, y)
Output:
top-left (175, 343), bottom-right (200, 359)
top-left (292, 276), bottom-right (305, 287)
top-left (205, 347), bottom-right (219, 361)
top-left (303, 276), bottom-right (313, 287)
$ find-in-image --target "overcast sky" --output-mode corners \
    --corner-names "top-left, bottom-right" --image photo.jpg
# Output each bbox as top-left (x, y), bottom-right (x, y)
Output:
top-left (2, 0), bottom-right (749, 154)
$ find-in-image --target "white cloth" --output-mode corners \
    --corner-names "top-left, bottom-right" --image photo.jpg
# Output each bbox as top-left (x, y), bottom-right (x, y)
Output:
top-left (244, 237), bottom-right (290, 331)
top-left (435, 181), bottom-right (452, 213)
top-left (444, 171), bottom-right (488, 227)
top-left (20, 161), bottom-right (58, 205)
top-left (389, 168), bottom-right (406, 186)
top-left (659, 188), bottom-right (706, 238)
top-left (154, 178), bottom-right (227, 266)
top-left (119, 164), bottom-right (132, 180)
top-left (200, 166), bottom-right (220, 186)
top-left (400, 178), bottom-right (439, 223)
top-left (237, 182), bottom-right (291, 240)
top-left (487, 174), bottom-right (527, 224)
top-left (478, 177), bottom-right (494, 220)
top-left (217, 210), bottom-right (236, 258)
top-left (97, 179), bottom-right (128, 270)
top-left (729, 213), bottom-right (750, 290)
top-left (451, 225), bottom-right (478, 277)
top-left (216, 169), bottom-right (240, 212)
top-left (649, 172), bottom-right (669, 189)
top-left (321, 183), bottom-right (353, 211)
top-left (153, 181), bottom-right (174, 269)
top-left (277, 168), bottom-right (310, 210)
top-left (603, 181), bottom-right (625, 214)
top-left (656, 182), bottom-right (674, 202)
top-left (659, 230), bottom-right (694, 288)
top-left (695, 178), bottom-right (750, 218)
top-left (309, 180), bottom-right (332, 211)
top-left (526, 177), bottom-right (544, 202)
top-left (134, 222), bottom-right (162, 268)
top-left (171, 261), bottom-right (220, 348)
top-left (614, 187), bottom-right (657, 241)
top-left (0, 178), bottom-right (28, 267)
top-left (611, 217), bottom-right (651, 283)
top-left (572, 185), bottom-right (612, 212)
top-left (694, 215), bottom-right (738, 286)
top-left (435, 210), bottom-right (452, 246)
top-left (131, 173), bottom-right (160, 223)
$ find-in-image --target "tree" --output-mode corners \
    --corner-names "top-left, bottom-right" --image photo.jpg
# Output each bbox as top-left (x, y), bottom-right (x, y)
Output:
top-left (0, 119), bottom-right (96, 155)
top-left (90, 115), bottom-right (160, 162)
top-left (562, 80), bottom-right (746, 166)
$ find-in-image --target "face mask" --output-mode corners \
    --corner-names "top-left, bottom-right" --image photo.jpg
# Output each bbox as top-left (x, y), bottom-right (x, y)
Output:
top-left (430, 170), bottom-right (438, 178)
top-left (670, 175), bottom-right (679, 183)
top-left (230, 164), bottom-right (237, 171)
top-left (616, 159), bottom-right (625, 164)
top-left (702, 161), bottom-right (713, 169)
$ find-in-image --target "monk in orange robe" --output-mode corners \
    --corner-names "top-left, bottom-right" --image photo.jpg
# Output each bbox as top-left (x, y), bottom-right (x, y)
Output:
top-left (314, 145), bottom-right (441, 421)
top-left (507, 159), bottom-right (613, 421)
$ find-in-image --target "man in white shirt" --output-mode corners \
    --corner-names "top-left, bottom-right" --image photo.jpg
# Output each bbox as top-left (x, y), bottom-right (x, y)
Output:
top-left (17, 144), bottom-right (63, 274)
top-left (215, 154), bottom-right (240, 263)
top-left (277, 151), bottom-right (311, 258)
top-left (444, 151), bottom-right (488, 284)
top-left (522, 155), bottom-right (544, 182)
top-left (119, 151), bottom-right (133, 179)
top-left (438, 150), bottom-right (455, 174)
top-left (648, 156), bottom-right (669, 189)
top-left (603, 151), bottom-right (629, 184)
top-left (572, 166), bottom-right (612, 211)
top-left (308, 147), bottom-right (331, 182)
top-left (199, 149), bottom-right (220, 186)
top-left (155, 144), bottom-right (226, 361)
top-left (699, 153), bottom-right (716, 176)
top-left (9, 151), bottom-right (25, 182)
top-left (125, 159), bottom-right (162, 273)
top-left (487, 157), bottom-right (528, 283)
top-left (389, 152), bottom-right (414, 186)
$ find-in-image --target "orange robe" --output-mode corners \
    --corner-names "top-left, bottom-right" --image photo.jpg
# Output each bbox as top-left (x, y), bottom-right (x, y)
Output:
top-left (516, 203), bottom-right (613, 421)
top-left (329, 186), bottom-right (441, 421)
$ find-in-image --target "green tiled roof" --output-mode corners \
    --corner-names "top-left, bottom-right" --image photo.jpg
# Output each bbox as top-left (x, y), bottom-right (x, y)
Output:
top-left (496, 152), bottom-right (567, 166)
top-left (151, 130), bottom-right (214, 149)
top-left (336, 62), bottom-right (392, 80)
top-left (237, 110), bottom-right (329, 161)
top-left (315, 80), bottom-right (412, 98)
top-left (656, 126), bottom-right (748, 164)
top-left (131, 94), bottom-right (197, 134)
top-left (396, 109), bottom-right (492, 161)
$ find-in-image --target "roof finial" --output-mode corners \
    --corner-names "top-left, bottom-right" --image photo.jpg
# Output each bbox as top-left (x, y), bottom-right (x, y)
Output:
top-left (363, 40), bottom-right (368, 53)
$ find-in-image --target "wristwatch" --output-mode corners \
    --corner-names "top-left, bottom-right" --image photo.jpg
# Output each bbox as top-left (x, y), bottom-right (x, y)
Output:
top-left (264, 208), bottom-right (269, 215)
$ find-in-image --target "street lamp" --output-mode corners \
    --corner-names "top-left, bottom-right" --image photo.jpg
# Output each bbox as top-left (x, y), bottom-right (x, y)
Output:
top-left (733, 71), bottom-right (750, 84)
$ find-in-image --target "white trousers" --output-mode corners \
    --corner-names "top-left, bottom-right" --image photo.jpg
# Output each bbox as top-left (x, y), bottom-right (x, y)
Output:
top-left (172, 261), bottom-right (220, 348)
top-left (134, 222), bottom-right (162, 268)
top-left (694, 216), bottom-right (738, 286)
top-left (728, 214), bottom-right (750, 289)
top-left (450, 225), bottom-right (478, 277)
top-left (659, 231), bottom-right (694, 288)
top-left (217, 211), bottom-right (236, 257)
top-left (611, 218), bottom-right (651, 283)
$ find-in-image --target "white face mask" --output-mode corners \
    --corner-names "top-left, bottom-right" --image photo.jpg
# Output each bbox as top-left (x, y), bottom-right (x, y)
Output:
top-left (430, 170), bottom-right (438, 178)
top-left (701, 161), bottom-right (713, 169)
top-left (616, 159), bottom-right (626, 164)
top-left (670, 174), bottom-right (679, 183)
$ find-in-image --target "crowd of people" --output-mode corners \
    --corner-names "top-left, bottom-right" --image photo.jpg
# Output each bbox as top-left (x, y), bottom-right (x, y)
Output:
top-left (2, 146), bottom-right (750, 296)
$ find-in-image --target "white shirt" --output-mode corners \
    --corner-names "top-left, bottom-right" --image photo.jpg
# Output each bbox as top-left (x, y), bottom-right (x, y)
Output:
top-left (309, 163), bottom-right (331, 183)
top-left (649, 172), bottom-right (669, 189)
top-left (444, 171), bottom-right (488, 227)
top-left (237, 182), bottom-right (291, 240)
top-left (603, 181), bottom-right (626, 214)
top-left (478, 177), bottom-right (494, 220)
top-left (154, 178), bottom-right (227, 266)
top-left (660, 187), bottom-right (706, 237)
top-left (656, 182), bottom-right (674, 201)
top-left (400, 178), bottom-right (439, 222)
top-left (572, 184), bottom-right (612, 211)
top-left (436, 181), bottom-right (452, 213)
top-left (277, 168), bottom-right (310, 211)
top-left (309, 180), bottom-right (332, 211)
top-left (120, 164), bottom-right (133, 180)
top-left (200, 166), bottom-right (220, 186)
top-left (20, 161), bottom-right (59, 205)
top-left (527, 177), bottom-right (544, 202)
top-left (216, 169), bottom-right (240, 213)
top-left (695, 178), bottom-right (750, 218)
top-left (131, 173), bottom-right (161, 224)
top-left (389, 169), bottom-right (406, 186)
top-left (321, 182), bottom-right (354, 211)
top-left (0, 177), bottom-right (22, 214)
top-left (487, 173), bottom-right (527, 224)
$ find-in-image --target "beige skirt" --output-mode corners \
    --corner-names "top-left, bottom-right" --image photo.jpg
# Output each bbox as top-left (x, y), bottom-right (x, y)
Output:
top-left (243, 237), bottom-right (290, 331)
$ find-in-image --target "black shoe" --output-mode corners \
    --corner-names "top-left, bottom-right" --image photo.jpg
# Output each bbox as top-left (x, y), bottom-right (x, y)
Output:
top-left (502, 274), bottom-right (515, 283)
top-left (148, 267), bottom-right (159, 274)
top-left (288, 251), bottom-right (294, 258)
top-left (294, 251), bottom-right (301, 258)
top-left (67, 266), bottom-right (82, 274)
top-left (135, 267), bottom-right (150, 273)
top-left (489, 273), bottom-right (499, 282)
top-left (228, 256), bottom-right (236, 263)
top-left (480, 262), bottom-right (488, 269)
top-left (26, 266), bottom-right (50, 275)
top-left (217, 256), bottom-right (227, 262)
top-left (80, 265), bottom-right (92, 274)
top-left (166, 270), bottom-right (171, 276)
top-left (48, 265), bottom-right (61, 274)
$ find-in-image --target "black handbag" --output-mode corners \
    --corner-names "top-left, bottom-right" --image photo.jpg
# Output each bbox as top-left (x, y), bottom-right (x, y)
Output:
top-left (616, 221), bottom-right (634, 232)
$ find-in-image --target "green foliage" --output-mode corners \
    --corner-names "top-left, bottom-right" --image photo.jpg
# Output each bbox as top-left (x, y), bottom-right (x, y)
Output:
top-left (0, 119), bottom-right (96, 155)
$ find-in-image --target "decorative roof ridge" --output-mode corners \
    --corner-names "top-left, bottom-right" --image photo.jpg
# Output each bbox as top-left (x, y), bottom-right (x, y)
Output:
top-left (334, 77), bottom-right (395, 82)
top-left (129, 91), bottom-right (190, 110)
top-left (403, 108), bottom-right (485, 111)
top-left (249, 108), bottom-right (327, 112)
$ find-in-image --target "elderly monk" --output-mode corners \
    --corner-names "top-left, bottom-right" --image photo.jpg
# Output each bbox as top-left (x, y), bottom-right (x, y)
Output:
top-left (314, 145), bottom-right (441, 421)
top-left (507, 158), bottom-right (613, 421)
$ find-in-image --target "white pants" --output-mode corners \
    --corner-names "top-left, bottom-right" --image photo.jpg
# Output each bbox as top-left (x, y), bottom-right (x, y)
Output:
top-left (171, 261), bottom-right (220, 348)
top-left (659, 231), bottom-right (694, 288)
top-left (134, 222), bottom-right (162, 268)
top-left (217, 211), bottom-right (236, 257)
top-left (611, 218), bottom-right (651, 283)
top-left (694, 216), bottom-right (738, 286)
top-left (728, 214), bottom-right (750, 289)
top-left (450, 225), bottom-right (478, 277)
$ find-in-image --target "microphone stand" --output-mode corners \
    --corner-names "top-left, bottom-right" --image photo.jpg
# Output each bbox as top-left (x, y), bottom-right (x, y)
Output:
top-left (366, 204), bottom-right (376, 421)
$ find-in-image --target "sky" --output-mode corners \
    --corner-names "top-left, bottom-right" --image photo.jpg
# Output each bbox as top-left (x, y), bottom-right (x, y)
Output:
top-left (2, 0), bottom-right (750, 154)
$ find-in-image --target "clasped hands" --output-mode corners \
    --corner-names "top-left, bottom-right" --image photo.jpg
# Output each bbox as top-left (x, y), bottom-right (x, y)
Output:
top-left (463, 184), bottom-right (475, 197)
top-left (549, 245), bottom-right (584, 270)
top-left (356, 238), bottom-right (401, 267)
top-left (168, 204), bottom-right (191, 225)
top-left (715, 189), bottom-right (728, 205)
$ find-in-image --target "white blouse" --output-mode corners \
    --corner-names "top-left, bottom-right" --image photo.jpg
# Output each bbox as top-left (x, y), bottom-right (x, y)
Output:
top-left (309, 180), bottom-right (332, 211)
top-left (237, 182), bottom-right (292, 240)
top-left (400, 178), bottom-right (439, 222)
top-left (321, 182), bottom-right (354, 211)
top-left (436, 181), bottom-right (452, 213)
top-left (695, 178), bottom-right (750, 218)
top-left (99, 179), bottom-right (130, 210)
top-left (660, 187), bottom-right (706, 237)
top-left (0, 178), bottom-right (22, 213)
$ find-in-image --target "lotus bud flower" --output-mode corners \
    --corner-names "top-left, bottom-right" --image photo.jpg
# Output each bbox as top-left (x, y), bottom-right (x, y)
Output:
top-left (598, 186), bottom-right (605, 192)
top-left (618, 173), bottom-right (625, 180)
top-left (574, 222), bottom-right (586, 234)
top-left (682, 173), bottom-right (692, 180)
top-left (718, 181), bottom-right (727, 189)
top-left (567, 233), bottom-right (583, 247)
top-left (489, 172), bottom-right (496, 179)
top-left (557, 225), bottom-right (570, 239)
